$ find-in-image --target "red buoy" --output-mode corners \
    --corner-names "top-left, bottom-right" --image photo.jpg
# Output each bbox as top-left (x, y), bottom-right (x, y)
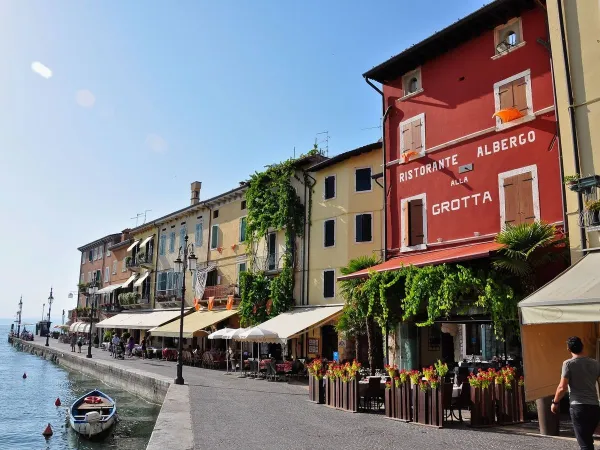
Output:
top-left (42, 423), bottom-right (53, 437)
top-left (55, 398), bottom-right (61, 407)
top-left (22, 373), bottom-right (27, 379)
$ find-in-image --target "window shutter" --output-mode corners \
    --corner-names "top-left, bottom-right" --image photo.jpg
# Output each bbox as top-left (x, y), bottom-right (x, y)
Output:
top-left (240, 217), bottom-right (247, 242)
top-left (412, 120), bottom-right (423, 153)
top-left (324, 220), bottom-right (335, 247)
top-left (513, 78), bottom-right (528, 115)
top-left (498, 82), bottom-right (513, 110)
top-left (180, 227), bottom-right (186, 249)
top-left (363, 214), bottom-right (372, 242)
top-left (195, 223), bottom-right (203, 247)
top-left (503, 175), bottom-right (520, 226)
top-left (105, 267), bottom-right (109, 282)
top-left (355, 215), bottom-right (363, 242)
top-left (211, 225), bottom-right (219, 249)
top-left (169, 231), bottom-right (176, 253)
top-left (401, 123), bottom-right (412, 153)
top-left (324, 271), bottom-right (334, 298)
top-left (402, 202), bottom-right (410, 248)
top-left (167, 271), bottom-right (173, 291)
top-left (409, 200), bottom-right (424, 246)
top-left (518, 173), bottom-right (535, 224)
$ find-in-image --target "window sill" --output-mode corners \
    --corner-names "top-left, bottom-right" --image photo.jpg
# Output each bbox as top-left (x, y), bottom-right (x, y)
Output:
top-left (495, 114), bottom-right (535, 131)
top-left (491, 41), bottom-right (526, 60)
top-left (586, 225), bottom-right (600, 232)
top-left (400, 244), bottom-right (427, 253)
top-left (354, 189), bottom-right (373, 194)
top-left (397, 88), bottom-right (424, 102)
top-left (355, 239), bottom-right (373, 244)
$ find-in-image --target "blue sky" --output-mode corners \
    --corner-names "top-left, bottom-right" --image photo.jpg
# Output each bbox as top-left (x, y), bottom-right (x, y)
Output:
top-left (0, 0), bottom-right (486, 319)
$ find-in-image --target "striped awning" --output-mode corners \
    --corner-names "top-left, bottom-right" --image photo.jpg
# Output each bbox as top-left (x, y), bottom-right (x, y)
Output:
top-left (69, 322), bottom-right (90, 333)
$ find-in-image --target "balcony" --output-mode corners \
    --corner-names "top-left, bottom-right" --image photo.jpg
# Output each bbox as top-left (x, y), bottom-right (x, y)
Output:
top-left (155, 289), bottom-right (183, 308)
top-left (203, 285), bottom-right (237, 300)
top-left (251, 251), bottom-right (288, 273)
top-left (99, 303), bottom-right (122, 314)
top-left (126, 253), bottom-right (154, 271)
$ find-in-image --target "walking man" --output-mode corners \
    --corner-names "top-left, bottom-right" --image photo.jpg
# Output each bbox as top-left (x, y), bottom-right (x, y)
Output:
top-left (552, 336), bottom-right (600, 449)
top-left (70, 333), bottom-right (76, 352)
top-left (112, 333), bottom-right (120, 359)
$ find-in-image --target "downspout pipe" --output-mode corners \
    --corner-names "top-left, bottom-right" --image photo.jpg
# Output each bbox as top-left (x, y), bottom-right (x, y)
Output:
top-left (556, 0), bottom-right (587, 251)
top-left (364, 75), bottom-right (390, 261)
top-left (304, 173), bottom-right (316, 306)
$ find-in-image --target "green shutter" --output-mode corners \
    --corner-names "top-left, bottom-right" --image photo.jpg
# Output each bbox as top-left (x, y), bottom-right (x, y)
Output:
top-left (211, 225), bottom-right (219, 249)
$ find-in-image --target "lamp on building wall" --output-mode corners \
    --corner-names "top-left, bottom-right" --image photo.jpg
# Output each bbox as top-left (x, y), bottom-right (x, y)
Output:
top-left (174, 235), bottom-right (197, 385)
top-left (45, 288), bottom-right (54, 347)
top-left (86, 280), bottom-right (98, 359)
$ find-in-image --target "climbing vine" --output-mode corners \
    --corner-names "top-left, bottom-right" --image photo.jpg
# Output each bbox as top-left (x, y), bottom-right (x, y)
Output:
top-left (239, 147), bottom-right (320, 326)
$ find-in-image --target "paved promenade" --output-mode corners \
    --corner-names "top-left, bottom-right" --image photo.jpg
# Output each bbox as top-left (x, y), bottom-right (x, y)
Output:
top-left (39, 339), bottom-right (581, 450)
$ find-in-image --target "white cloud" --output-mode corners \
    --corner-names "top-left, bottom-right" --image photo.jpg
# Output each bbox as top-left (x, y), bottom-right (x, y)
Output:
top-left (145, 134), bottom-right (168, 153)
top-left (31, 61), bottom-right (52, 79)
top-left (75, 89), bottom-right (96, 108)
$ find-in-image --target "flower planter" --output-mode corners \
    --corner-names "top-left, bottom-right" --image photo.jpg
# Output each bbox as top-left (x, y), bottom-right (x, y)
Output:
top-left (385, 387), bottom-right (396, 418)
top-left (411, 384), bottom-right (422, 424)
top-left (325, 377), bottom-right (334, 407)
top-left (396, 382), bottom-right (412, 422)
top-left (336, 379), bottom-right (359, 413)
top-left (308, 375), bottom-right (324, 404)
top-left (336, 378), bottom-right (343, 409)
top-left (470, 387), bottom-right (495, 427)
top-left (417, 389), bottom-right (429, 425)
top-left (515, 384), bottom-right (526, 423)
top-left (429, 386), bottom-right (443, 427)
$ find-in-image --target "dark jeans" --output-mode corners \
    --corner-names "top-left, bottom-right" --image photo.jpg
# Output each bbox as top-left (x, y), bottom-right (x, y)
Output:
top-left (571, 404), bottom-right (600, 449)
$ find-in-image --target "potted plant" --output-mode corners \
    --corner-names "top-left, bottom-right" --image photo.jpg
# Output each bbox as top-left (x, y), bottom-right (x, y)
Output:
top-left (563, 174), bottom-right (580, 188)
top-left (125, 256), bottom-right (132, 266)
top-left (585, 199), bottom-right (600, 226)
top-left (307, 359), bottom-right (325, 404)
top-left (138, 252), bottom-right (146, 263)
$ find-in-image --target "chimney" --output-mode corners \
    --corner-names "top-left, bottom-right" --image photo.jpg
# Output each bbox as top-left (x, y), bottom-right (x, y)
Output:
top-left (121, 229), bottom-right (131, 242)
top-left (190, 181), bottom-right (202, 205)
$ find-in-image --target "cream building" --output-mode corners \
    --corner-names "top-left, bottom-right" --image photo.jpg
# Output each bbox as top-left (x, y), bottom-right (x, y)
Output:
top-left (547, 0), bottom-right (600, 257)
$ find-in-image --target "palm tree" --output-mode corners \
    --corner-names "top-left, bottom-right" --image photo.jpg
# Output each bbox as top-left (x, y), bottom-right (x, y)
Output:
top-left (493, 222), bottom-right (567, 294)
top-left (337, 255), bottom-right (381, 375)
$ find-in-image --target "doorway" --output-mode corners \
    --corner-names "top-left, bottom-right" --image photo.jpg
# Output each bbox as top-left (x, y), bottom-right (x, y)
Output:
top-left (321, 325), bottom-right (338, 360)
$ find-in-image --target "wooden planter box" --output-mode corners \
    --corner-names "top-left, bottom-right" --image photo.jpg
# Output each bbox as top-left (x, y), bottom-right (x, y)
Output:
top-left (495, 381), bottom-right (526, 425)
top-left (325, 377), bottom-right (335, 407)
top-left (338, 379), bottom-right (358, 413)
top-left (385, 383), bottom-right (412, 421)
top-left (429, 386), bottom-right (443, 427)
top-left (308, 375), bottom-right (324, 404)
top-left (385, 387), bottom-right (396, 418)
top-left (516, 383), bottom-right (526, 423)
top-left (336, 378), bottom-right (343, 409)
top-left (470, 386), bottom-right (495, 427)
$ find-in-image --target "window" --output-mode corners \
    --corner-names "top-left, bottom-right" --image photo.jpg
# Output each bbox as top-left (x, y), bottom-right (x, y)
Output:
top-left (179, 226), bottom-right (187, 250)
top-left (323, 270), bottom-right (335, 298)
top-left (401, 194), bottom-right (427, 251)
top-left (465, 324), bottom-right (482, 356)
top-left (494, 18), bottom-right (523, 55)
top-left (355, 213), bottom-right (373, 243)
top-left (169, 231), bottom-right (176, 253)
top-left (499, 166), bottom-right (539, 228)
top-left (105, 267), bottom-right (110, 283)
top-left (112, 261), bottom-right (117, 275)
top-left (493, 70), bottom-right (533, 130)
top-left (211, 224), bottom-right (219, 249)
top-left (92, 247), bottom-right (97, 261)
top-left (80, 273), bottom-right (84, 283)
top-left (122, 260), bottom-right (127, 272)
top-left (237, 262), bottom-right (247, 290)
top-left (81, 253), bottom-right (85, 265)
top-left (324, 219), bottom-right (335, 248)
top-left (88, 250), bottom-right (93, 262)
top-left (98, 245), bottom-right (103, 259)
top-left (159, 234), bottom-right (166, 256)
top-left (239, 217), bottom-right (247, 242)
top-left (355, 168), bottom-right (372, 192)
top-left (213, 209), bottom-right (219, 219)
top-left (399, 113), bottom-right (426, 160)
top-left (88, 272), bottom-right (92, 282)
top-left (106, 246), bottom-right (111, 257)
top-left (195, 222), bottom-right (203, 247)
top-left (324, 175), bottom-right (336, 200)
top-left (241, 200), bottom-right (247, 210)
top-left (402, 68), bottom-right (422, 96)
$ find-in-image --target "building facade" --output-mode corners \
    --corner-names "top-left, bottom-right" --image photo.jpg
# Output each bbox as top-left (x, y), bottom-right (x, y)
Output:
top-left (360, 0), bottom-right (562, 369)
top-left (546, 0), bottom-right (600, 258)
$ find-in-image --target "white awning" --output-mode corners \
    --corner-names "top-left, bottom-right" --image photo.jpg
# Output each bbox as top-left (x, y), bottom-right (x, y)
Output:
top-left (69, 322), bottom-right (90, 333)
top-left (519, 252), bottom-right (600, 324)
top-left (96, 283), bottom-right (123, 294)
top-left (149, 309), bottom-right (238, 338)
top-left (252, 305), bottom-right (343, 340)
top-left (127, 240), bottom-right (140, 252)
top-left (121, 274), bottom-right (138, 288)
top-left (139, 235), bottom-right (154, 247)
top-left (133, 271), bottom-right (150, 287)
top-left (95, 310), bottom-right (185, 330)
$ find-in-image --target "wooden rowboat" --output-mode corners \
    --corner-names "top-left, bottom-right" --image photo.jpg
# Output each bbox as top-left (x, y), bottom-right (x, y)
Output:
top-left (69, 389), bottom-right (117, 438)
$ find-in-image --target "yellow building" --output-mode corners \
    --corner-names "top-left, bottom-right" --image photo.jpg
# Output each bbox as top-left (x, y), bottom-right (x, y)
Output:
top-left (547, 0), bottom-right (600, 257)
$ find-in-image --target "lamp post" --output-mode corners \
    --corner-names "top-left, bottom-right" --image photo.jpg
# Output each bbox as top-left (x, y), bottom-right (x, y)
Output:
top-left (45, 288), bottom-right (54, 347)
top-left (86, 281), bottom-right (98, 358)
top-left (42, 303), bottom-right (45, 321)
top-left (174, 235), bottom-right (197, 385)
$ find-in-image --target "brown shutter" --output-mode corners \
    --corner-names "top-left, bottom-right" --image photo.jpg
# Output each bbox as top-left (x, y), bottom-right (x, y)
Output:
top-left (412, 119), bottom-right (423, 153)
top-left (498, 82), bottom-right (513, 110)
top-left (512, 77), bottom-right (528, 115)
top-left (409, 199), bottom-right (424, 246)
top-left (401, 123), bottom-right (412, 154)
top-left (402, 202), bottom-right (410, 247)
top-left (518, 173), bottom-right (535, 223)
top-left (503, 175), bottom-right (519, 226)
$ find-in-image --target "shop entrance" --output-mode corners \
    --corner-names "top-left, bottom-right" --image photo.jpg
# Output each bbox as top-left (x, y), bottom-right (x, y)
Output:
top-left (321, 325), bottom-right (338, 360)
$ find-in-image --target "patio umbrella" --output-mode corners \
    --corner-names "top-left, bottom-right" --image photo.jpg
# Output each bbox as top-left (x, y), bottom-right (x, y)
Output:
top-left (207, 328), bottom-right (235, 373)
top-left (237, 327), bottom-right (280, 377)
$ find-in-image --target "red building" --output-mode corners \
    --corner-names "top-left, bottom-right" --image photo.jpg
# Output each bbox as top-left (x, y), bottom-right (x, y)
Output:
top-left (351, 0), bottom-right (562, 367)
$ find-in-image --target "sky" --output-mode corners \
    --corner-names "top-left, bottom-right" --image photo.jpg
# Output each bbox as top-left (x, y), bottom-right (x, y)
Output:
top-left (0, 0), bottom-right (487, 321)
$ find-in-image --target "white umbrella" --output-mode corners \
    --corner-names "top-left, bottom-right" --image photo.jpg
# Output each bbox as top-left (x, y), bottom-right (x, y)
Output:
top-left (237, 327), bottom-right (280, 378)
top-left (207, 328), bottom-right (235, 373)
top-left (224, 328), bottom-right (249, 376)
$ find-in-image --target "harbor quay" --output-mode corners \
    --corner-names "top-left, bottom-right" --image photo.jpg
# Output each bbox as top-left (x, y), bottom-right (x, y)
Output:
top-left (12, 338), bottom-right (586, 450)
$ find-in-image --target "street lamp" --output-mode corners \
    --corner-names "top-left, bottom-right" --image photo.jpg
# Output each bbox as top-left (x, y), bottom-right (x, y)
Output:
top-left (42, 303), bottom-right (45, 321)
top-left (174, 235), bottom-right (197, 385)
top-left (86, 281), bottom-right (98, 359)
top-left (45, 288), bottom-right (54, 347)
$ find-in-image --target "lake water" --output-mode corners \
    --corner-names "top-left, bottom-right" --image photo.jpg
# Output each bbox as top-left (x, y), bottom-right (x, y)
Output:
top-left (0, 325), bottom-right (161, 449)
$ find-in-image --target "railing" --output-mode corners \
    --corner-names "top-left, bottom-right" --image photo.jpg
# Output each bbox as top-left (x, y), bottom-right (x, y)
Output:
top-left (202, 285), bottom-right (236, 300)
top-left (252, 252), bottom-right (286, 272)
top-left (156, 289), bottom-right (183, 303)
top-left (99, 303), bottom-right (122, 313)
top-left (126, 253), bottom-right (153, 268)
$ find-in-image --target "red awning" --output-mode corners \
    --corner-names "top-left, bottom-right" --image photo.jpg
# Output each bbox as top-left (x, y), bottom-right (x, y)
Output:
top-left (338, 241), bottom-right (503, 280)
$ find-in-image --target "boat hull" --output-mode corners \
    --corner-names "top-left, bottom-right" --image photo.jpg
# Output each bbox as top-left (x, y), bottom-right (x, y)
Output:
top-left (69, 389), bottom-right (117, 439)
top-left (69, 414), bottom-right (116, 438)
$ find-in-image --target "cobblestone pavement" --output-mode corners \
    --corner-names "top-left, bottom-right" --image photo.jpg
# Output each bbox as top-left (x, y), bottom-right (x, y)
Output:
top-left (43, 340), bottom-right (580, 450)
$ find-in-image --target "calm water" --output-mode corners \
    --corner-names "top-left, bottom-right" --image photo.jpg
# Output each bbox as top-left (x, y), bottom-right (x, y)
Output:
top-left (0, 325), bottom-right (161, 450)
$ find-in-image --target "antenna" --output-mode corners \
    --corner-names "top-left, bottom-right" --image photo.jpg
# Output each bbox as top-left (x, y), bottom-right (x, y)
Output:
top-left (316, 131), bottom-right (329, 156)
top-left (142, 210), bottom-right (152, 224)
top-left (130, 213), bottom-right (144, 227)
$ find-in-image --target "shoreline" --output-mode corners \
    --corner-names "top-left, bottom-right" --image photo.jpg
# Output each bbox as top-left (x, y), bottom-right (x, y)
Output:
top-left (11, 338), bottom-right (194, 450)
